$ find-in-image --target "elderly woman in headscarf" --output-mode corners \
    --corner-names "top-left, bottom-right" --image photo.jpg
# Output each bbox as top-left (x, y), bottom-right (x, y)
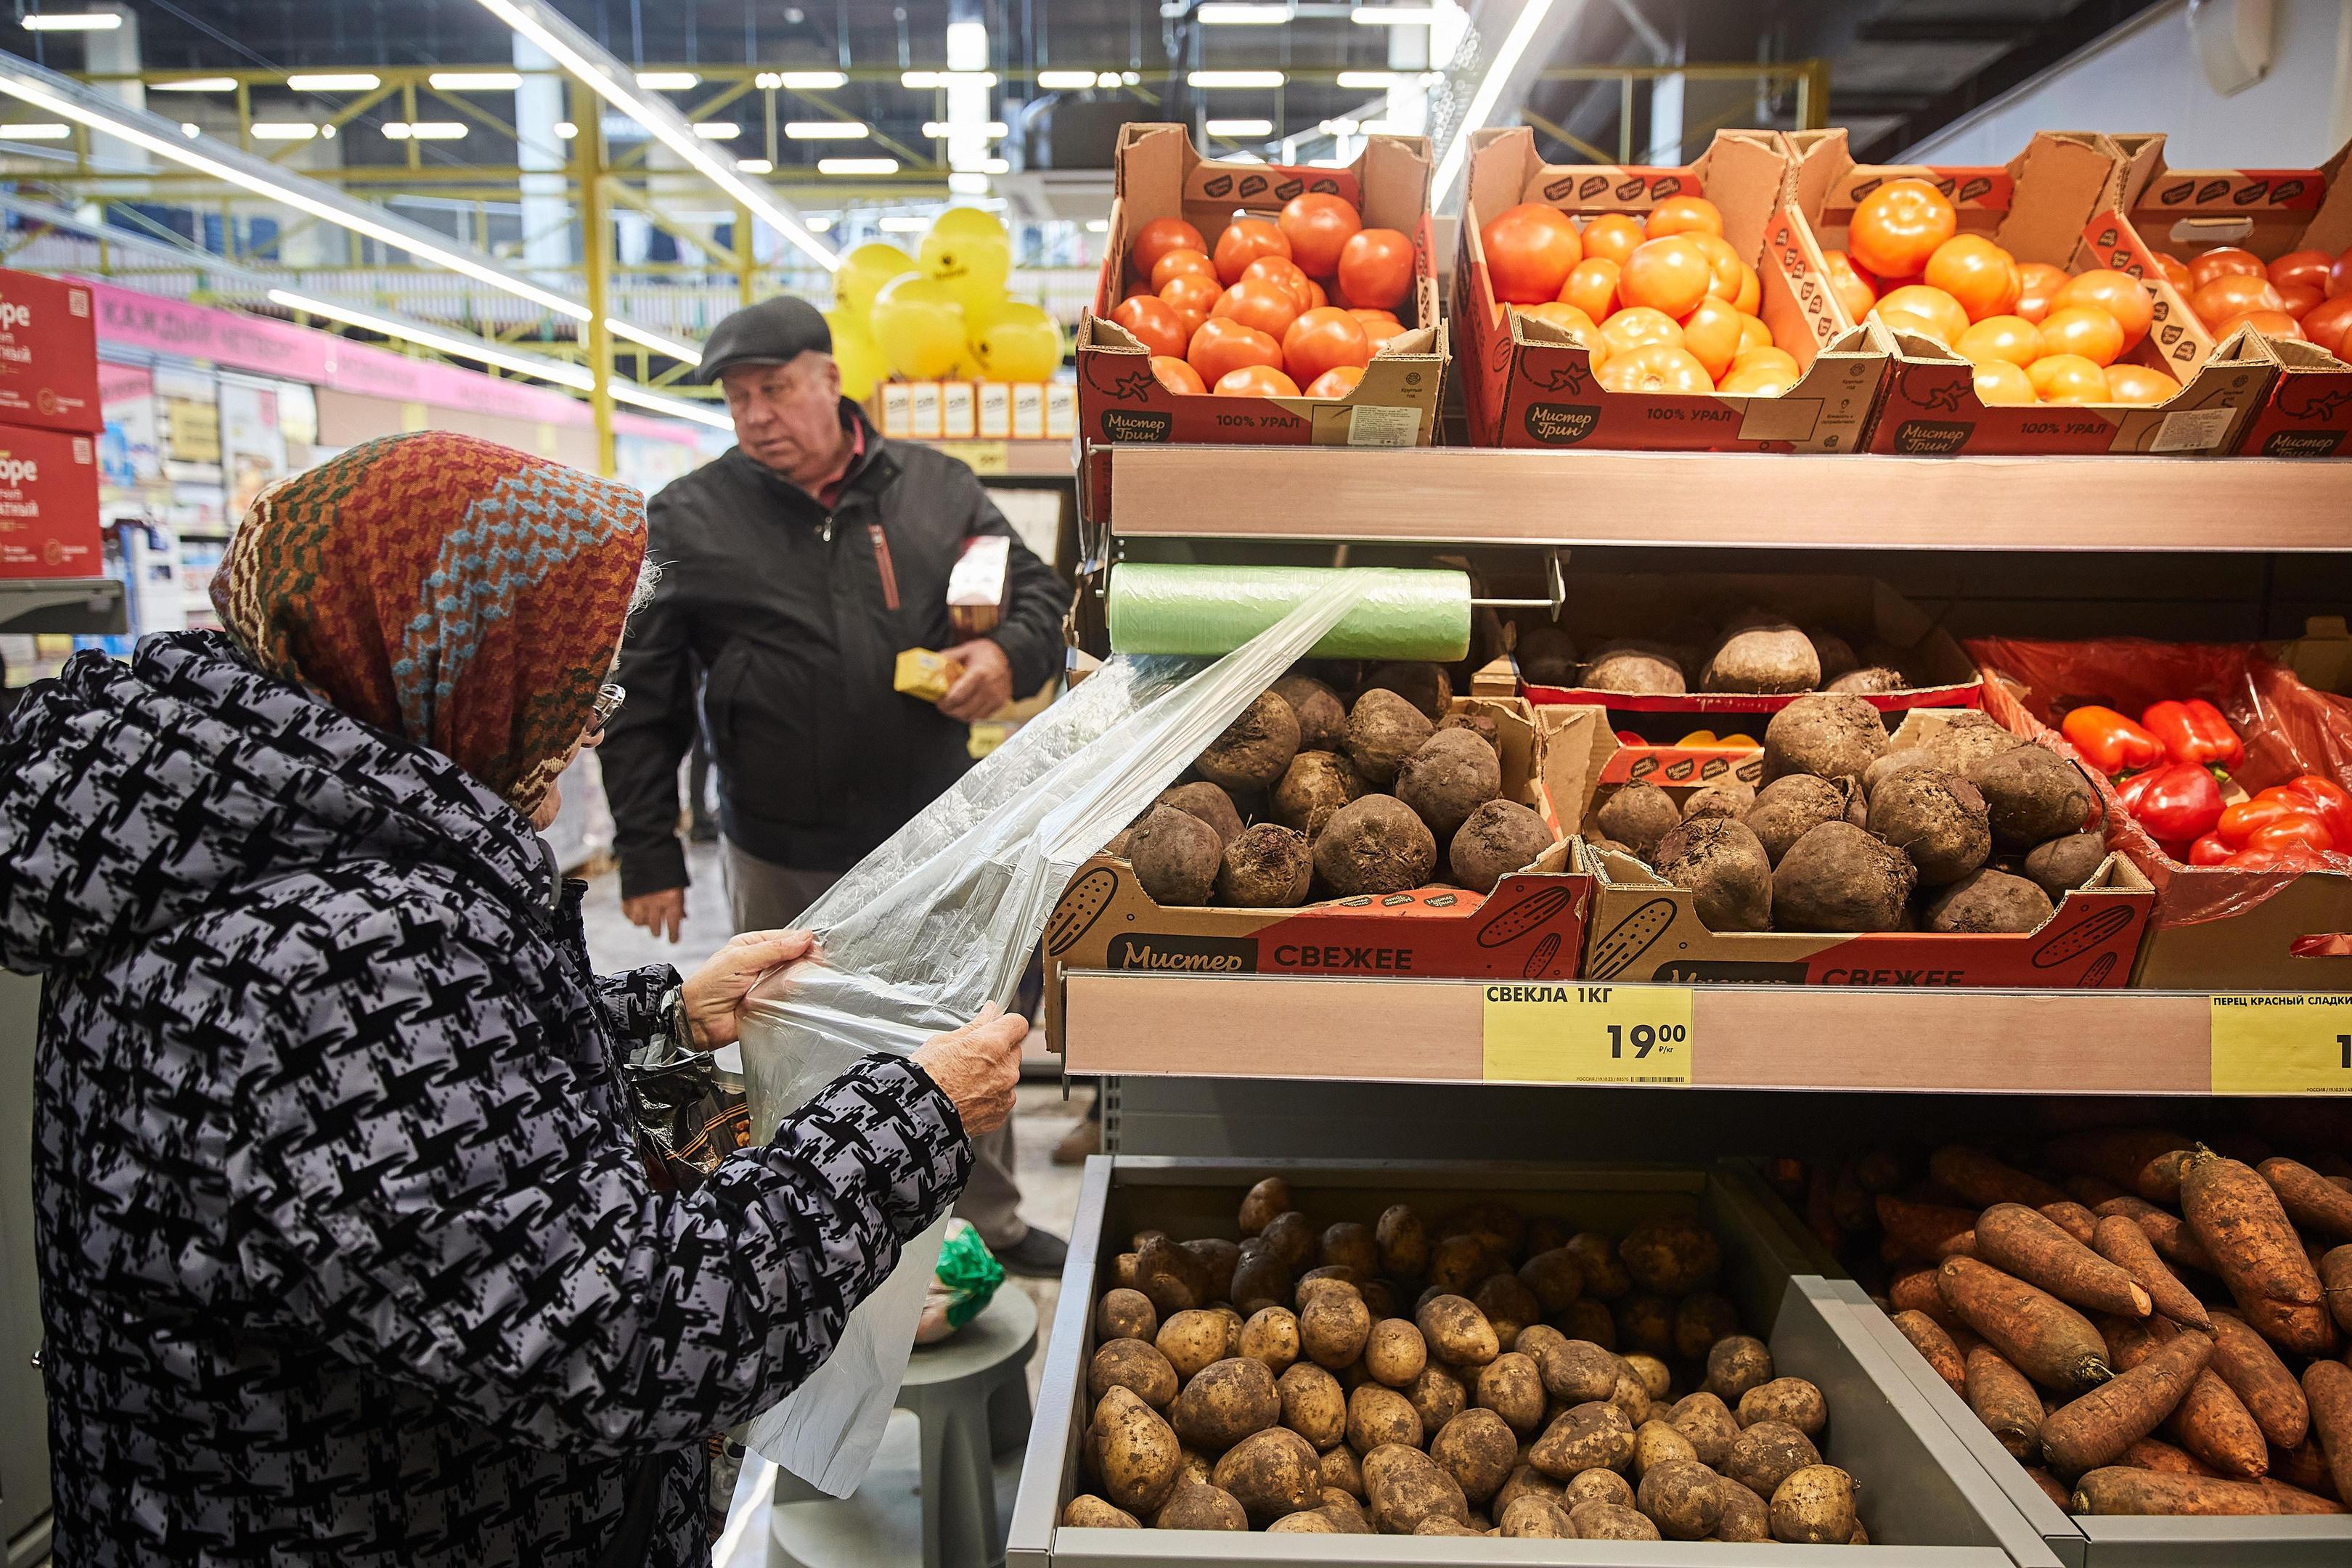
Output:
top-left (0, 430), bottom-right (1025, 1567)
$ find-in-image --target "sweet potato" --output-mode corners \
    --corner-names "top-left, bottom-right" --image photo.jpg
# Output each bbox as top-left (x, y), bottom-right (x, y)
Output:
top-left (1930, 1145), bottom-right (2068, 1209)
top-left (2039, 1328), bottom-right (2210, 1477)
top-left (2120, 1437), bottom-right (2215, 1476)
top-left (2170, 1370), bottom-right (2271, 1479)
top-left (1964, 1345), bottom-right (2045, 1461)
top-left (2310, 1360), bottom-right (2352, 1507)
top-left (2090, 1214), bottom-right (2211, 1333)
top-left (2179, 1149), bottom-right (2323, 1307)
top-left (2094, 1195), bottom-right (2216, 1274)
top-left (1890, 1267), bottom-right (1959, 1331)
top-left (2206, 1310), bottom-right (2309, 1450)
top-left (2066, 1174), bottom-right (2129, 1208)
top-left (2274, 1439), bottom-right (2342, 1502)
top-left (2045, 1128), bottom-right (2194, 1192)
top-left (1890, 1309), bottom-right (1967, 1397)
top-left (2227, 1282), bottom-right (2340, 1357)
top-left (2071, 1467), bottom-right (2345, 1516)
top-left (2325, 1246), bottom-right (2352, 1335)
top-left (1977, 1203), bottom-right (2152, 1320)
top-left (2040, 1201), bottom-right (2099, 1246)
top-left (2135, 1148), bottom-right (2194, 1206)
top-left (2260, 1156), bottom-right (2352, 1242)
top-left (1939, 1257), bottom-right (2112, 1393)
top-left (2022, 1467), bottom-right (2073, 1510)
top-left (1877, 1194), bottom-right (1979, 1263)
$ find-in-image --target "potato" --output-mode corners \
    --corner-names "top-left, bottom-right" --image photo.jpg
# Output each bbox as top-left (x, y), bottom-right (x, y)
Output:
top-left (1432, 1408), bottom-right (1520, 1504)
top-left (1682, 781), bottom-right (1756, 822)
top-left (1706, 1335), bottom-right (1774, 1405)
top-left (1128, 805), bottom-right (1222, 907)
top-left (1640, 1458), bottom-right (1726, 1540)
top-left (1097, 1288), bottom-right (1158, 1344)
top-left (1499, 1492), bottom-right (1577, 1538)
top-left (1744, 774), bottom-right (1859, 865)
top-left (1217, 822), bottom-right (1312, 907)
top-left (1271, 674), bottom-right (1347, 752)
top-left (1413, 1516), bottom-right (1482, 1536)
top-left (1514, 1248), bottom-right (1585, 1313)
top-left (1596, 781), bottom-right (1683, 859)
top-left (1408, 1364), bottom-right (1468, 1433)
top-left (1358, 1279), bottom-right (1398, 1320)
top-left (1152, 780), bottom-right (1244, 848)
top-left (1739, 1377), bottom-right (1828, 1437)
top-left (1168, 1357), bottom-right (1282, 1451)
top-left (1418, 1294), bottom-right (1503, 1368)
top-left (1771, 1463), bottom-right (1857, 1545)
top-left (1230, 1241), bottom-right (1293, 1315)
top-left (1925, 866), bottom-right (2054, 934)
top-left (1764, 693), bottom-right (1890, 783)
top-left (1259, 1210), bottom-right (1315, 1272)
top-left (1428, 1234), bottom-right (1493, 1295)
top-left (1319, 1444), bottom-right (1364, 1498)
top-left (1363, 1318), bottom-right (1428, 1387)
top-left (1238, 1307), bottom-right (1300, 1375)
top-left (1319, 1221), bottom-right (1379, 1278)
top-left (1450, 799), bottom-right (1554, 894)
top-left (1615, 1294), bottom-right (1675, 1358)
top-left (1559, 1299), bottom-right (1618, 1349)
top-left (1156, 1310), bottom-right (1235, 1383)
top-left (1474, 1274), bottom-right (1542, 1347)
top-left (1715, 1477), bottom-right (1771, 1542)
top-left (1669, 1391), bottom-right (1742, 1467)
top-left (1297, 1267), bottom-right (1359, 1302)
top-left (1725, 1419), bottom-right (1821, 1498)
top-left (1094, 1384), bottom-right (1183, 1513)
top-left (1134, 1233), bottom-right (1212, 1318)
top-left (1376, 1204), bottom-right (1429, 1279)
top-left (1264, 1510), bottom-right (1336, 1534)
top-left (1673, 1293), bottom-right (1741, 1362)
top-left (1628, 1354), bottom-right (1675, 1403)
top-left (1399, 728), bottom-right (1504, 840)
top-left (1270, 751), bottom-right (1363, 841)
top-left (1633, 1418), bottom-right (1700, 1479)
top-left (1361, 1442), bottom-right (1471, 1534)
top-left (1151, 1478), bottom-right (1246, 1531)
top-left (1183, 1238), bottom-right (1239, 1304)
top-left (1773, 820), bottom-right (1916, 932)
top-left (1197, 690), bottom-right (1301, 793)
top-left (1213, 1426), bottom-right (1322, 1524)
top-left (1342, 689), bottom-right (1435, 787)
top-left (1061, 1494), bottom-right (1140, 1529)
top-left (1177, 1446), bottom-right (1213, 1487)
top-left (1345, 1381), bottom-right (1423, 1453)
top-left (1493, 1462), bottom-right (1567, 1520)
top-left (1363, 661), bottom-right (1453, 722)
top-left (1584, 641), bottom-right (1687, 695)
top-left (1529, 1400), bottom-right (1638, 1479)
top-left (1276, 1360), bottom-right (1346, 1450)
top-left (1318, 1488), bottom-right (1371, 1531)
top-left (1476, 1352), bottom-right (1547, 1437)
top-left (1529, 1334), bottom-right (1624, 1405)
top-left (1299, 1286), bottom-right (1373, 1370)
top-left (1238, 1176), bottom-right (1291, 1237)
top-left (1651, 817), bottom-right (1774, 931)
top-left (1565, 1466), bottom-right (1636, 1509)
top-left (1571, 1500), bottom-right (1662, 1540)
top-left (1091, 1337), bottom-right (1180, 1410)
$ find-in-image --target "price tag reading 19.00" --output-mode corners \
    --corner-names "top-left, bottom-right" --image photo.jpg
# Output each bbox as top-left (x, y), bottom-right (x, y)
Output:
top-left (2210, 994), bottom-right (2352, 1094)
top-left (1482, 984), bottom-right (1694, 1086)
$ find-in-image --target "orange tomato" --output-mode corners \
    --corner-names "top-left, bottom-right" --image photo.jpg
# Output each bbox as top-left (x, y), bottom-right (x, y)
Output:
top-left (2301, 293), bottom-right (2352, 356)
top-left (1150, 248), bottom-right (1217, 290)
top-left (1679, 296), bottom-right (1746, 380)
top-left (2329, 246), bottom-right (2352, 299)
top-left (1599, 305), bottom-right (1683, 356)
top-left (1922, 234), bottom-right (2020, 322)
top-left (1278, 192), bottom-right (1363, 278)
top-left (1972, 359), bottom-right (2035, 407)
top-left (2189, 273), bottom-right (2284, 329)
top-left (1214, 364), bottom-right (1302, 397)
top-left (1730, 346), bottom-right (1800, 380)
top-left (1821, 250), bottom-right (1877, 320)
top-left (1148, 355), bottom-right (1206, 395)
top-left (1211, 277), bottom-right (1302, 340)
top-left (2029, 353), bottom-right (2109, 403)
top-left (2277, 282), bottom-right (2323, 319)
top-left (1113, 295), bottom-right (1191, 358)
top-left (1304, 365), bottom-right (1364, 399)
top-left (1519, 302), bottom-right (1606, 362)
top-left (1158, 271), bottom-right (1221, 329)
top-left (1130, 216), bottom-right (1206, 281)
top-left (1718, 360), bottom-right (1798, 396)
top-left (2270, 248), bottom-right (2334, 294)
top-left (1954, 314), bottom-right (2041, 368)
top-left (1186, 316), bottom-right (1283, 384)
top-left (2152, 252), bottom-right (2192, 290)
top-left (1338, 227), bottom-right (1416, 311)
top-left (1620, 237), bottom-right (1715, 318)
top-left (1212, 217), bottom-right (1291, 285)
top-left (1478, 204), bottom-right (1581, 303)
top-left (1690, 233), bottom-right (1745, 302)
top-left (2049, 269), bottom-right (2154, 351)
top-left (1302, 277), bottom-right (1328, 310)
top-left (2036, 305), bottom-right (2125, 367)
top-left (1242, 254), bottom-right (1315, 310)
top-left (1580, 212), bottom-right (1646, 267)
top-left (2187, 245), bottom-right (2266, 293)
top-left (1598, 343), bottom-right (1713, 394)
top-left (2211, 308), bottom-right (2304, 343)
top-left (1282, 306), bottom-right (1372, 385)
top-left (1874, 284), bottom-right (1969, 346)
top-left (2103, 364), bottom-right (2181, 405)
top-left (1737, 315), bottom-right (1774, 355)
top-left (1557, 258), bottom-right (1621, 322)
top-left (1733, 261), bottom-right (1762, 316)
top-left (1849, 177), bottom-right (1958, 279)
top-left (1646, 195), bottom-right (1723, 238)
top-left (2014, 262), bottom-right (2073, 324)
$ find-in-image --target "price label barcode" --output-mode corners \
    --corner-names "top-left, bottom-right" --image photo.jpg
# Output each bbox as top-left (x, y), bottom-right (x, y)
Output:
top-left (1482, 983), bottom-right (1694, 1085)
top-left (2210, 994), bottom-right (2352, 1094)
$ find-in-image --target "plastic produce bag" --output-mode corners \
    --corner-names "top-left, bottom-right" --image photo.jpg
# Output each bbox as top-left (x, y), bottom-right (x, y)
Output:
top-left (915, 1219), bottom-right (1005, 1344)
top-left (730, 571), bottom-right (1382, 1495)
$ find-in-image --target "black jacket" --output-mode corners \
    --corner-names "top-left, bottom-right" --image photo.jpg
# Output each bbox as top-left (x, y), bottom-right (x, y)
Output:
top-left (604, 404), bottom-right (1069, 897)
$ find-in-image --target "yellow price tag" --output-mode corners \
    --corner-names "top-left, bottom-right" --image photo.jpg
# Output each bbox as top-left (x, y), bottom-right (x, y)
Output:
top-left (1482, 983), bottom-right (1694, 1085)
top-left (2210, 994), bottom-right (2352, 1094)
top-left (943, 441), bottom-right (1010, 475)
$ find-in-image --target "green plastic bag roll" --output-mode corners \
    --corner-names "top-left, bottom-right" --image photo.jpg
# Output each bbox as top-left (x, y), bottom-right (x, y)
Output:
top-left (1105, 565), bottom-right (1472, 661)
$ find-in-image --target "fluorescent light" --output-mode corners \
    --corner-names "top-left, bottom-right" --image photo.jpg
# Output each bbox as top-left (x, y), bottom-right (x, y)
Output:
top-left (948, 171), bottom-right (989, 194)
top-left (692, 121), bottom-right (741, 139)
top-left (819, 157), bottom-right (898, 175)
top-left (0, 123), bottom-right (70, 139)
top-left (429, 70), bottom-right (523, 91)
top-left (383, 121), bottom-right (467, 140)
top-left (269, 289), bottom-right (595, 388)
top-left (1037, 69), bottom-right (1095, 89)
top-left (807, 215), bottom-right (832, 232)
top-left (1434, 0), bottom-right (1555, 203)
top-left (1319, 117), bottom-right (1358, 136)
top-left (250, 122), bottom-right (320, 140)
top-left (1124, 70), bottom-right (1140, 83)
top-left (634, 71), bottom-right (699, 90)
top-left (923, 119), bottom-right (1005, 137)
top-left (611, 380), bottom-right (732, 429)
top-left (553, 120), bottom-right (577, 137)
top-left (757, 70), bottom-right (848, 90)
top-left (1336, 70), bottom-right (1402, 88)
top-left (785, 120), bottom-right (867, 139)
top-left (1085, 218), bottom-right (1108, 232)
top-left (1352, 4), bottom-right (1438, 21)
top-left (22, 12), bottom-right (123, 30)
top-left (1198, 3), bottom-right (1289, 20)
top-left (1360, 120), bottom-right (1407, 134)
top-left (1205, 118), bottom-right (1273, 136)
top-left (150, 78), bottom-right (237, 93)
top-left (179, 122), bottom-right (200, 136)
top-left (902, 70), bottom-right (997, 88)
top-left (735, 156), bottom-right (772, 173)
top-left (878, 216), bottom-right (928, 232)
top-left (978, 156), bottom-right (1009, 173)
top-left (1188, 70), bottom-right (1284, 88)
top-left (286, 73), bottom-right (380, 91)
top-left (606, 319), bottom-right (701, 359)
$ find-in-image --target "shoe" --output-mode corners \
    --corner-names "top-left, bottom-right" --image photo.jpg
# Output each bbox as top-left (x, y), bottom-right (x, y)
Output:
top-left (995, 1228), bottom-right (1069, 1278)
top-left (1051, 1116), bottom-right (1100, 1166)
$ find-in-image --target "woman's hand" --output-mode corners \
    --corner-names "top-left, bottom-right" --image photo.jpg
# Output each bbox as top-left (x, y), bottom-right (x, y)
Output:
top-left (679, 929), bottom-right (814, 1049)
top-left (911, 1004), bottom-right (1027, 1135)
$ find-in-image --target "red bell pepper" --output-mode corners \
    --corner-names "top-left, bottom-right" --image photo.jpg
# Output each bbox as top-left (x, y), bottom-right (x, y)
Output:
top-left (2116, 762), bottom-right (2225, 844)
top-left (2141, 698), bottom-right (2244, 772)
top-left (2246, 817), bottom-right (2335, 854)
top-left (2061, 704), bottom-right (2167, 774)
top-left (2189, 833), bottom-right (2235, 865)
top-left (2279, 774), bottom-right (2352, 842)
top-left (2218, 787), bottom-right (2328, 847)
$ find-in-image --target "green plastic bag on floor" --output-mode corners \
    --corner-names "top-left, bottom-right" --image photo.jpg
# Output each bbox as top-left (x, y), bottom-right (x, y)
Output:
top-left (916, 1220), bottom-right (1004, 1344)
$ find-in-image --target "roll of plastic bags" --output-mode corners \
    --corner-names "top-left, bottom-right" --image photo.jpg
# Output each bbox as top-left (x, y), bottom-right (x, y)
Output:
top-left (731, 570), bottom-right (1393, 1495)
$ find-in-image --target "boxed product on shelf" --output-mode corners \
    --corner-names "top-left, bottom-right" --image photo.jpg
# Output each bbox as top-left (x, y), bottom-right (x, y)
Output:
top-left (0, 423), bottom-right (101, 579)
top-left (1076, 124), bottom-right (1447, 448)
top-left (1969, 634), bottom-right (2352, 991)
top-left (1005, 1156), bottom-right (2059, 1564)
top-left (0, 268), bottom-right (101, 436)
top-left (1788, 128), bottom-right (2273, 457)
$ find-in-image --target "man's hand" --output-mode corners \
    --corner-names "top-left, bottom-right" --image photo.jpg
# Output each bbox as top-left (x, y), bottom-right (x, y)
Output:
top-left (910, 1004), bottom-right (1027, 1135)
top-left (623, 887), bottom-right (687, 944)
top-left (936, 637), bottom-right (1014, 724)
top-left (680, 928), bottom-right (814, 1049)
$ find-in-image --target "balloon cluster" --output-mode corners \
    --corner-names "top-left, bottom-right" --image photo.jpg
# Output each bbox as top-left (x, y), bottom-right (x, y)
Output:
top-left (825, 207), bottom-right (1064, 398)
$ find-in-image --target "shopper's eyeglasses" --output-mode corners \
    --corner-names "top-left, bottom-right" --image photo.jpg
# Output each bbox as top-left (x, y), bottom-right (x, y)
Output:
top-left (588, 683), bottom-right (626, 737)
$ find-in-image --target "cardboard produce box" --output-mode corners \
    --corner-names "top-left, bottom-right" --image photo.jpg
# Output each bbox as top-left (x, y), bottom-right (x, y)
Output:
top-left (0, 422), bottom-right (100, 579)
top-left (1454, 126), bottom-right (1885, 452)
top-left (1041, 698), bottom-right (1597, 1048)
top-left (0, 269), bottom-right (100, 436)
top-left (1789, 129), bottom-right (2271, 456)
top-left (1076, 125), bottom-right (1446, 448)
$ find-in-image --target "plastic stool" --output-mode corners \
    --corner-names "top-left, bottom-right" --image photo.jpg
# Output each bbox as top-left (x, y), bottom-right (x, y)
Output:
top-left (768, 1284), bottom-right (1038, 1568)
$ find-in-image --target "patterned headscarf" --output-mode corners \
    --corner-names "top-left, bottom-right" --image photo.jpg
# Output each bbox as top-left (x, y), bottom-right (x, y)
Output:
top-left (211, 430), bottom-right (648, 820)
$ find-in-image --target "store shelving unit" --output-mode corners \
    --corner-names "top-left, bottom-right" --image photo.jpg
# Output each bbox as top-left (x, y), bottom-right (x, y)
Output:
top-left (0, 576), bottom-right (125, 637)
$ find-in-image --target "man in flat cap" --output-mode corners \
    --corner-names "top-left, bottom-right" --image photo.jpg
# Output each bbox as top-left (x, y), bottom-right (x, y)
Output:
top-left (602, 293), bottom-right (1072, 1273)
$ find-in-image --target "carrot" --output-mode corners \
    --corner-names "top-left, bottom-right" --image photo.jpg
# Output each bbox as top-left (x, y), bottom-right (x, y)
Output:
top-left (2040, 1201), bottom-right (2099, 1246)
top-left (1877, 1194), bottom-right (1979, 1262)
top-left (2228, 1281), bottom-right (2340, 1357)
top-left (2040, 1328), bottom-right (2211, 1477)
top-left (1891, 1266), bottom-right (1959, 1330)
top-left (1977, 1203), bottom-right (2152, 1319)
top-left (1931, 1144), bottom-right (2069, 1209)
top-left (2205, 1310), bottom-right (2310, 1450)
top-left (2308, 1359), bottom-right (2352, 1508)
top-left (2089, 1213), bottom-right (2212, 1333)
top-left (2324, 1244), bottom-right (2352, 1335)
top-left (2179, 1148), bottom-right (2323, 1307)
top-left (2044, 1127), bottom-right (2196, 1191)
top-left (2120, 1436), bottom-right (2215, 1476)
top-left (2135, 1148), bottom-right (2194, 1205)
top-left (2070, 1467), bottom-right (2345, 1516)
top-left (2259, 1156), bottom-right (2352, 1242)
top-left (1940, 1257), bottom-right (2112, 1393)
top-left (2112, 1317), bottom-right (2269, 1479)
top-left (1964, 1344), bottom-right (2046, 1461)
top-left (1890, 1308), bottom-right (1968, 1397)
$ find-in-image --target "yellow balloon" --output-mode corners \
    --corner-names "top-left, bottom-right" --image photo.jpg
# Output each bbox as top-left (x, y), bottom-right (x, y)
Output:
top-left (869, 274), bottom-right (967, 379)
top-left (918, 231), bottom-right (1012, 320)
top-left (929, 205), bottom-right (1008, 248)
top-left (833, 242), bottom-right (918, 319)
top-left (971, 301), bottom-right (1063, 382)
top-left (947, 348), bottom-right (987, 380)
top-left (825, 310), bottom-right (888, 401)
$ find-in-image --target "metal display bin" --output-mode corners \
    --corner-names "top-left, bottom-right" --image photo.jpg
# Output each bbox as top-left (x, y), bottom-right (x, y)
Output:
top-left (1829, 1278), bottom-right (2352, 1567)
top-left (1008, 1157), bottom-right (2059, 1568)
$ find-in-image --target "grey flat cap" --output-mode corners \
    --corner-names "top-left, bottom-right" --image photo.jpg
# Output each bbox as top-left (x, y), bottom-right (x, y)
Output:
top-left (696, 294), bottom-right (833, 382)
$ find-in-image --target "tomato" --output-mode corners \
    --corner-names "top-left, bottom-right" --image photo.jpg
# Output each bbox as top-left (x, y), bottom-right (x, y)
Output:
top-left (1304, 364), bottom-right (1364, 399)
top-left (1213, 364), bottom-right (1301, 398)
top-left (1130, 216), bottom-right (1206, 282)
top-left (1849, 178), bottom-right (1957, 279)
top-left (1149, 248), bottom-right (1217, 290)
top-left (1338, 227), bottom-right (1416, 310)
top-left (1923, 234), bottom-right (2020, 322)
top-left (1690, 233), bottom-right (1745, 301)
top-left (1478, 204), bottom-right (1581, 303)
top-left (2187, 245), bottom-right (2266, 293)
top-left (1242, 254), bottom-right (1315, 310)
top-left (1209, 277), bottom-right (1302, 339)
top-left (1580, 212), bottom-right (1646, 267)
top-left (1301, 277), bottom-right (1328, 310)
top-left (1954, 314), bottom-right (2041, 368)
top-left (2189, 273), bottom-right (2283, 330)
top-left (1112, 295), bottom-right (1191, 357)
top-left (2102, 364), bottom-right (2182, 405)
top-left (1212, 217), bottom-right (1291, 285)
top-left (1972, 359), bottom-right (2035, 406)
top-left (1646, 195), bottom-right (1723, 239)
top-left (2277, 282), bottom-right (2323, 319)
top-left (2301, 293), bottom-right (2352, 356)
top-left (1599, 305), bottom-right (1683, 356)
top-left (1718, 360), bottom-right (1798, 395)
top-left (1519, 302), bottom-right (1606, 365)
top-left (1281, 306), bottom-right (1371, 385)
top-left (1874, 284), bottom-right (1969, 346)
top-left (1737, 315), bottom-right (1774, 355)
top-left (2270, 248), bottom-right (2334, 294)
top-left (1278, 192), bottom-right (1363, 278)
top-left (2037, 305), bottom-right (2126, 367)
top-left (2049, 269), bottom-right (2154, 351)
top-left (1559, 258), bottom-right (1621, 322)
top-left (1598, 343), bottom-right (1713, 394)
top-left (1730, 346), bottom-right (1800, 379)
top-left (1679, 296), bottom-right (1745, 380)
top-left (1734, 263), bottom-right (1762, 316)
top-left (2029, 353), bottom-right (2109, 403)
top-left (1148, 354), bottom-right (1206, 395)
top-left (2210, 308), bottom-right (2304, 343)
top-left (1821, 250), bottom-right (1877, 321)
top-left (1158, 271), bottom-right (1221, 330)
top-left (2006, 262), bottom-right (2068, 325)
top-left (1620, 237), bottom-right (1715, 318)
top-left (2330, 246), bottom-right (2352, 299)
top-left (1353, 310), bottom-right (1408, 354)
top-left (1186, 316), bottom-right (1283, 384)
top-left (2150, 252), bottom-right (2192, 290)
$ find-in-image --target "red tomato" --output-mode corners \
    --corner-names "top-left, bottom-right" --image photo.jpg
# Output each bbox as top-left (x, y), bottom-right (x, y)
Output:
top-left (2152, 252), bottom-right (2192, 290)
top-left (1281, 306), bottom-right (1372, 385)
top-left (1922, 234), bottom-right (2021, 322)
top-left (1559, 258), bottom-right (1621, 322)
top-left (1209, 277), bottom-right (1302, 339)
top-left (1157, 271), bottom-right (1221, 330)
top-left (2190, 273), bottom-right (2284, 329)
top-left (1241, 254), bottom-right (1315, 310)
top-left (1305, 365), bottom-right (1364, 399)
top-left (1148, 355), bottom-right (1206, 395)
top-left (2270, 248), bottom-right (2335, 293)
top-left (1301, 277), bottom-right (1328, 310)
top-left (2014, 261), bottom-right (2073, 324)
top-left (2038, 305), bottom-right (2126, 367)
top-left (1478, 203), bottom-right (1583, 303)
top-left (1337, 227), bottom-right (1416, 311)
top-left (1112, 295), bottom-right (1191, 357)
top-left (2303, 293), bottom-right (2352, 356)
top-left (2103, 364), bottom-right (2182, 405)
top-left (1580, 213), bottom-right (1646, 267)
top-left (1277, 192), bottom-right (1363, 278)
top-left (2277, 282), bottom-right (2324, 319)
top-left (2330, 245), bottom-right (2352, 299)
top-left (1646, 195), bottom-right (1723, 239)
top-left (1678, 296), bottom-right (1745, 380)
top-left (2049, 269), bottom-right (2154, 351)
top-left (2211, 308), bottom-right (2304, 343)
top-left (1213, 364), bottom-right (1302, 398)
top-left (1186, 316), bottom-right (1283, 384)
top-left (1689, 233), bottom-right (1745, 303)
top-left (2189, 246), bottom-right (2266, 293)
top-left (1821, 250), bottom-right (1877, 320)
top-left (1149, 248), bottom-right (1216, 290)
top-left (1354, 311), bottom-right (1408, 353)
top-left (1212, 217), bottom-right (1291, 285)
top-left (1130, 217), bottom-right (1206, 282)
top-left (1848, 178), bottom-right (1957, 279)
top-left (1620, 237), bottom-right (1715, 319)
